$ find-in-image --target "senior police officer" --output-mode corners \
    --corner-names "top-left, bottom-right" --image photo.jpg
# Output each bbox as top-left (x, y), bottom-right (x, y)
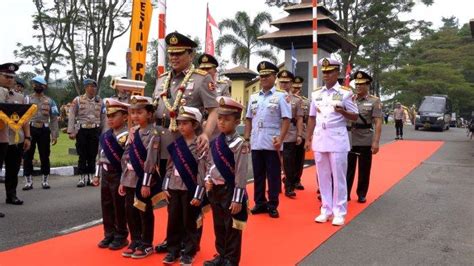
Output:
top-left (68, 78), bottom-right (105, 187)
top-left (197, 53), bottom-right (231, 97)
top-left (244, 61), bottom-right (291, 218)
top-left (277, 70), bottom-right (303, 198)
top-left (292, 76), bottom-right (308, 190)
top-left (346, 71), bottom-right (382, 203)
top-left (152, 31), bottom-right (218, 253)
top-left (23, 76), bottom-right (59, 190)
top-left (305, 58), bottom-right (358, 226)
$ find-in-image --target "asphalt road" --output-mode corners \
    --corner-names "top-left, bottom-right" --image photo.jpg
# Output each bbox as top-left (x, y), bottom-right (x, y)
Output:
top-left (1, 124), bottom-right (473, 265)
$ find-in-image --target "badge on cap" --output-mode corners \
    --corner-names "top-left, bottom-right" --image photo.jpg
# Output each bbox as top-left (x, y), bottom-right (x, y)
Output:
top-left (130, 97), bottom-right (138, 104)
top-left (202, 56), bottom-right (208, 63)
top-left (295, 77), bottom-right (301, 83)
top-left (282, 72), bottom-right (287, 77)
top-left (322, 58), bottom-right (329, 67)
top-left (219, 97), bottom-right (226, 106)
top-left (8, 65), bottom-right (16, 71)
top-left (260, 62), bottom-right (266, 70)
top-left (170, 35), bottom-right (178, 45)
top-left (357, 72), bottom-right (363, 78)
top-left (105, 100), bottom-right (110, 107)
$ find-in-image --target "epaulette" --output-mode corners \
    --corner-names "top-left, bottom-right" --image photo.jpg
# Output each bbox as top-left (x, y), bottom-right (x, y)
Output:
top-left (340, 85), bottom-right (352, 91)
top-left (369, 94), bottom-right (379, 99)
top-left (313, 86), bottom-right (322, 91)
top-left (302, 95), bottom-right (308, 100)
top-left (217, 80), bottom-right (227, 84)
top-left (276, 88), bottom-right (287, 93)
top-left (194, 69), bottom-right (208, 76)
top-left (159, 71), bottom-right (169, 78)
top-left (117, 131), bottom-right (129, 146)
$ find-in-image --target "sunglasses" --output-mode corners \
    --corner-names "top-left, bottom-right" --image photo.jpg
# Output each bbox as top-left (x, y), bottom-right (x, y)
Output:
top-left (168, 51), bottom-right (187, 57)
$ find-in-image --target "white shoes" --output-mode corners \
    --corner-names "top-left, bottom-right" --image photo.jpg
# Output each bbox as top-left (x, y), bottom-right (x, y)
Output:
top-left (314, 214), bottom-right (332, 223)
top-left (332, 216), bottom-right (345, 226)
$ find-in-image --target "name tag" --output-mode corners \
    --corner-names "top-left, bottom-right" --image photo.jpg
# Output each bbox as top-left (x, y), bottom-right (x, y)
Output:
top-left (332, 94), bottom-right (342, 101)
top-left (315, 97), bottom-right (322, 101)
top-left (186, 83), bottom-right (194, 91)
top-left (363, 103), bottom-right (373, 106)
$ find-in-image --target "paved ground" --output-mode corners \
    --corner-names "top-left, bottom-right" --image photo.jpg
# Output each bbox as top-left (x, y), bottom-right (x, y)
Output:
top-left (1, 125), bottom-right (473, 265)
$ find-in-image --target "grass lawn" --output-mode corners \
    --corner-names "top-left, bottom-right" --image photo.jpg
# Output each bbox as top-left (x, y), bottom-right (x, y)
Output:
top-left (33, 132), bottom-right (78, 167)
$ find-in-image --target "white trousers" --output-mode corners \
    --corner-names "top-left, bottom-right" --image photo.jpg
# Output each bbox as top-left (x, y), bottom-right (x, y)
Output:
top-left (314, 151), bottom-right (348, 217)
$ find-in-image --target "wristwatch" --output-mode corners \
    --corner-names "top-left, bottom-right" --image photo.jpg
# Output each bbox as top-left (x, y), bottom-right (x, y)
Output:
top-left (25, 136), bottom-right (31, 140)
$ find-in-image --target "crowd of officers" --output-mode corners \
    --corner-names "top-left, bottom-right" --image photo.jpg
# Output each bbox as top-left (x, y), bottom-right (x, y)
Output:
top-left (0, 30), bottom-right (383, 265)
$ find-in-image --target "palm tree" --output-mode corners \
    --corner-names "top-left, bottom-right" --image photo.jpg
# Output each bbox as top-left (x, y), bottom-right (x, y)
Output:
top-left (216, 11), bottom-right (278, 69)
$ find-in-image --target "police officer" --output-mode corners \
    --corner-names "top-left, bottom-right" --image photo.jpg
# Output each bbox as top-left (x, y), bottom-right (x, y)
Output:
top-left (277, 70), bottom-right (303, 198)
top-left (292, 76), bottom-right (308, 190)
top-left (305, 58), bottom-right (358, 226)
top-left (22, 76), bottom-right (59, 190)
top-left (3, 64), bottom-right (32, 206)
top-left (15, 78), bottom-right (25, 94)
top-left (68, 78), bottom-right (105, 187)
top-left (152, 31), bottom-right (218, 253)
top-left (244, 61), bottom-right (291, 218)
top-left (197, 53), bottom-right (231, 97)
top-left (393, 102), bottom-right (405, 140)
top-left (346, 71), bottom-right (382, 203)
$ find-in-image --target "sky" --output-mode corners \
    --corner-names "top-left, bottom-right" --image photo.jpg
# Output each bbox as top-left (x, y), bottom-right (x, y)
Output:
top-left (0, 0), bottom-right (472, 79)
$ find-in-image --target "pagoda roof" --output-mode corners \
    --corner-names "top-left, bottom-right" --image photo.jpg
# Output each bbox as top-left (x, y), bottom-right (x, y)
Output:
top-left (222, 65), bottom-right (258, 81)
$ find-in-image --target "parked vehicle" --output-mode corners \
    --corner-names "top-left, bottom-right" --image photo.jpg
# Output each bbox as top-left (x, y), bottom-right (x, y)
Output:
top-left (415, 95), bottom-right (452, 131)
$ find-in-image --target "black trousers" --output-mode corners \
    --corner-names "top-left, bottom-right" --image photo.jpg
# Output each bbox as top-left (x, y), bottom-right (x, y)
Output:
top-left (124, 187), bottom-right (154, 246)
top-left (0, 143), bottom-right (7, 171)
top-left (101, 167), bottom-right (128, 240)
top-left (76, 128), bottom-right (100, 174)
top-left (283, 142), bottom-right (297, 190)
top-left (208, 185), bottom-right (242, 265)
top-left (4, 143), bottom-right (24, 200)
top-left (346, 146), bottom-right (373, 199)
top-left (395, 119), bottom-right (404, 137)
top-left (166, 189), bottom-right (201, 257)
top-left (23, 126), bottom-right (51, 176)
top-left (295, 139), bottom-right (306, 184)
top-left (252, 150), bottom-right (281, 209)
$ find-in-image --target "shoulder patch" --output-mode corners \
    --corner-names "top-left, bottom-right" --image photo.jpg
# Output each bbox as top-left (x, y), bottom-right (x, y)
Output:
top-left (194, 69), bottom-right (208, 76)
top-left (159, 71), bottom-right (169, 78)
top-left (340, 85), bottom-right (352, 91)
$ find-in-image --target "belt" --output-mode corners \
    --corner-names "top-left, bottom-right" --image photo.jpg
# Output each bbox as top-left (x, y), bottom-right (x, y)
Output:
top-left (156, 118), bottom-right (170, 128)
top-left (353, 124), bottom-right (372, 129)
top-left (257, 121), bottom-right (279, 129)
top-left (80, 123), bottom-right (100, 129)
top-left (318, 122), bottom-right (346, 129)
top-left (30, 122), bottom-right (49, 128)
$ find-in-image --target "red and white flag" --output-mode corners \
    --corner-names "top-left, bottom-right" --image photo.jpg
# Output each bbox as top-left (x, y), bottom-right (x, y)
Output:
top-left (344, 62), bottom-right (352, 87)
top-left (205, 4), bottom-right (218, 55)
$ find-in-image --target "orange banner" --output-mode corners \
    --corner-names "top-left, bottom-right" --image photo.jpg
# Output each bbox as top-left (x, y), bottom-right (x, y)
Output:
top-left (129, 0), bottom-right (153, 81)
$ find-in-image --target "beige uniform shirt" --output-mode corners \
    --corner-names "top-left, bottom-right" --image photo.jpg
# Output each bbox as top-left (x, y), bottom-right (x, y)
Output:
top-left (6, 90), bottom-right (26, 144)
top-left (350, 95), bottom-right (382, 146)
top-left (164, 137), bottom-right (206, 191)
top-left (153, 67), bottom-right (218, 159)
top-left (67, 94), bottom-right (104, 134)
top-left (301, 96), bottom-right (310, 140)
top-left (216, 80), bottom-right (231, 97)
top-left (393, 107), bottom-right (405, 120)
top-left (0, 87), bottom-right (9, 143)
top-left (121, 124), bottom-right (160, 188)
top-left (25, 94), bottom-right (59, 139)
top-left (284, 94), bottom-right (304, 143)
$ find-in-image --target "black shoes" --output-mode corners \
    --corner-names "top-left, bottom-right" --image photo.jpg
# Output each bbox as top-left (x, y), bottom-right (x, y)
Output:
top-left (204, 254), bottom-right (224, 266)
top-left (284, 190), bottom-right (296, 198)
top-left (268, 208), bottom-right (279, 218)
top-left (162, 252), bottom-right (179, 264)
top-left (121, 241), bottom-right (140, 257)
top-left (180, 254), bottom-right (194, 265)
top-left (0, 212), bottom-right (4, 218)
top-left (6, 197), bottom-right (23, 205)
top-left (358, 196), bottom-right (367, 203)
top-left (98, 237), bottom-right (114, 248)
top-left (109, 238), bottom-right (129, 250)
top-left (131, 245), bottom-right (153, 259)
top-left (250, 205), bottom-right (268, 215)
top-left (295, 182), bottom-right (305, 190)
top-left (154, 239), bottom-right (168, 253)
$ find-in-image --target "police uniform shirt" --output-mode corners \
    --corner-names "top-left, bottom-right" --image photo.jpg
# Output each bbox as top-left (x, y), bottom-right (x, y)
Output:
top-left (5, 90), bottom-right (26, 144)
top-left (205, 131), bottom-right (248, 188)
top-left (67, 94), bottom-right (105, 134)
top-left (153, 67), bottom-right (218, 158)
top-left (0, 87), bottom-right (10, 143)
top-left (98, 125), bottom-right (128, 166)
top-left (216, 80), bottom-right (231, 97)
top-left (351, 95), bottom-right (382, 146)
top-left (283, 94), bottom-right (303, 143)
top-left (246, 87), bottom-right (291, 151)
top-left (25, 94), bottom-right (60, 139)
top-left (165, 137), bottom-right (206, 191)
top-left (309, 82), bottom-right (358, 152)
top-left (121, 124), bottom-right (160, 188)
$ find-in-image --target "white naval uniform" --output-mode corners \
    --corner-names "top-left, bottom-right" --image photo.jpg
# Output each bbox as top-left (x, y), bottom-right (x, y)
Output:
top-left (309, 82), bottom-right (358, 217)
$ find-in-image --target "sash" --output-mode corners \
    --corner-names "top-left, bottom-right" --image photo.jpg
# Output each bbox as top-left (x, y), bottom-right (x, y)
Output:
top-left (167, 136), bottom-right (198, 193)
top-left (210, 133), bottom-right (248, 230)
top-left (100, 129), bottom-right (124, 172)
top-left (130, 129), bottom-right (164, 211)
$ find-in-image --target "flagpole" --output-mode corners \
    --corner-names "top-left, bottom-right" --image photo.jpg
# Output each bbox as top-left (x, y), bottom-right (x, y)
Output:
top-left (157, 0), bottom-right (167, 77)
top-left (312, 0), bottom-right (318, 91)
top-left (204, 2), bottom-right (209, 54)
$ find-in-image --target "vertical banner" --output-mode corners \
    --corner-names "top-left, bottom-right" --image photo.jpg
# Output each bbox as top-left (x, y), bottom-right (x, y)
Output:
top-left (344, 62), bottom-right (352, 87)
top-left (204, 3), bottom-right (218, 55)
top-left (129, 0), bottom-right (153, 81)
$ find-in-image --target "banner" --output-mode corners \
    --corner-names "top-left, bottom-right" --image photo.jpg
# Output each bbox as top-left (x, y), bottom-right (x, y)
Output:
top-left (129, 0), bottom-right (153, 81)
top-left (344, 62), bottom-right (352, 87)
top-left (205, 4), bottom-right (218, 55)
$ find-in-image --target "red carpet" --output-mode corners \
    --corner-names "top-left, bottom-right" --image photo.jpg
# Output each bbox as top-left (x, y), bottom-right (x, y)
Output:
top-left (0, 140), bottom-right (443, 266)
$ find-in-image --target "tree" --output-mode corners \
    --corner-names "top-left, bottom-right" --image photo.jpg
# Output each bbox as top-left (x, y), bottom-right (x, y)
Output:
top-left (216, 11), bottom-right (277, 68)
top-left (14, 0), bottom-right (67, 83)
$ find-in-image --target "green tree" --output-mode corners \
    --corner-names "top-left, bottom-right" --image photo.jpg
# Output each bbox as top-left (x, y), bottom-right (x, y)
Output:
top-left (216, 11), bottom-right (277, 68)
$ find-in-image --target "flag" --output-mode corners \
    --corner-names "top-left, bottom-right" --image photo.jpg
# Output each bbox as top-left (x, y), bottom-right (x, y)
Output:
top-left (344, 62), bottom-right (352, 87)
top-left (129, 0), bottom-right (153, 81)
top-left (205, 4), bottom-right (218, 55)
top-left (291, 42), bottom-right (298, 73)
